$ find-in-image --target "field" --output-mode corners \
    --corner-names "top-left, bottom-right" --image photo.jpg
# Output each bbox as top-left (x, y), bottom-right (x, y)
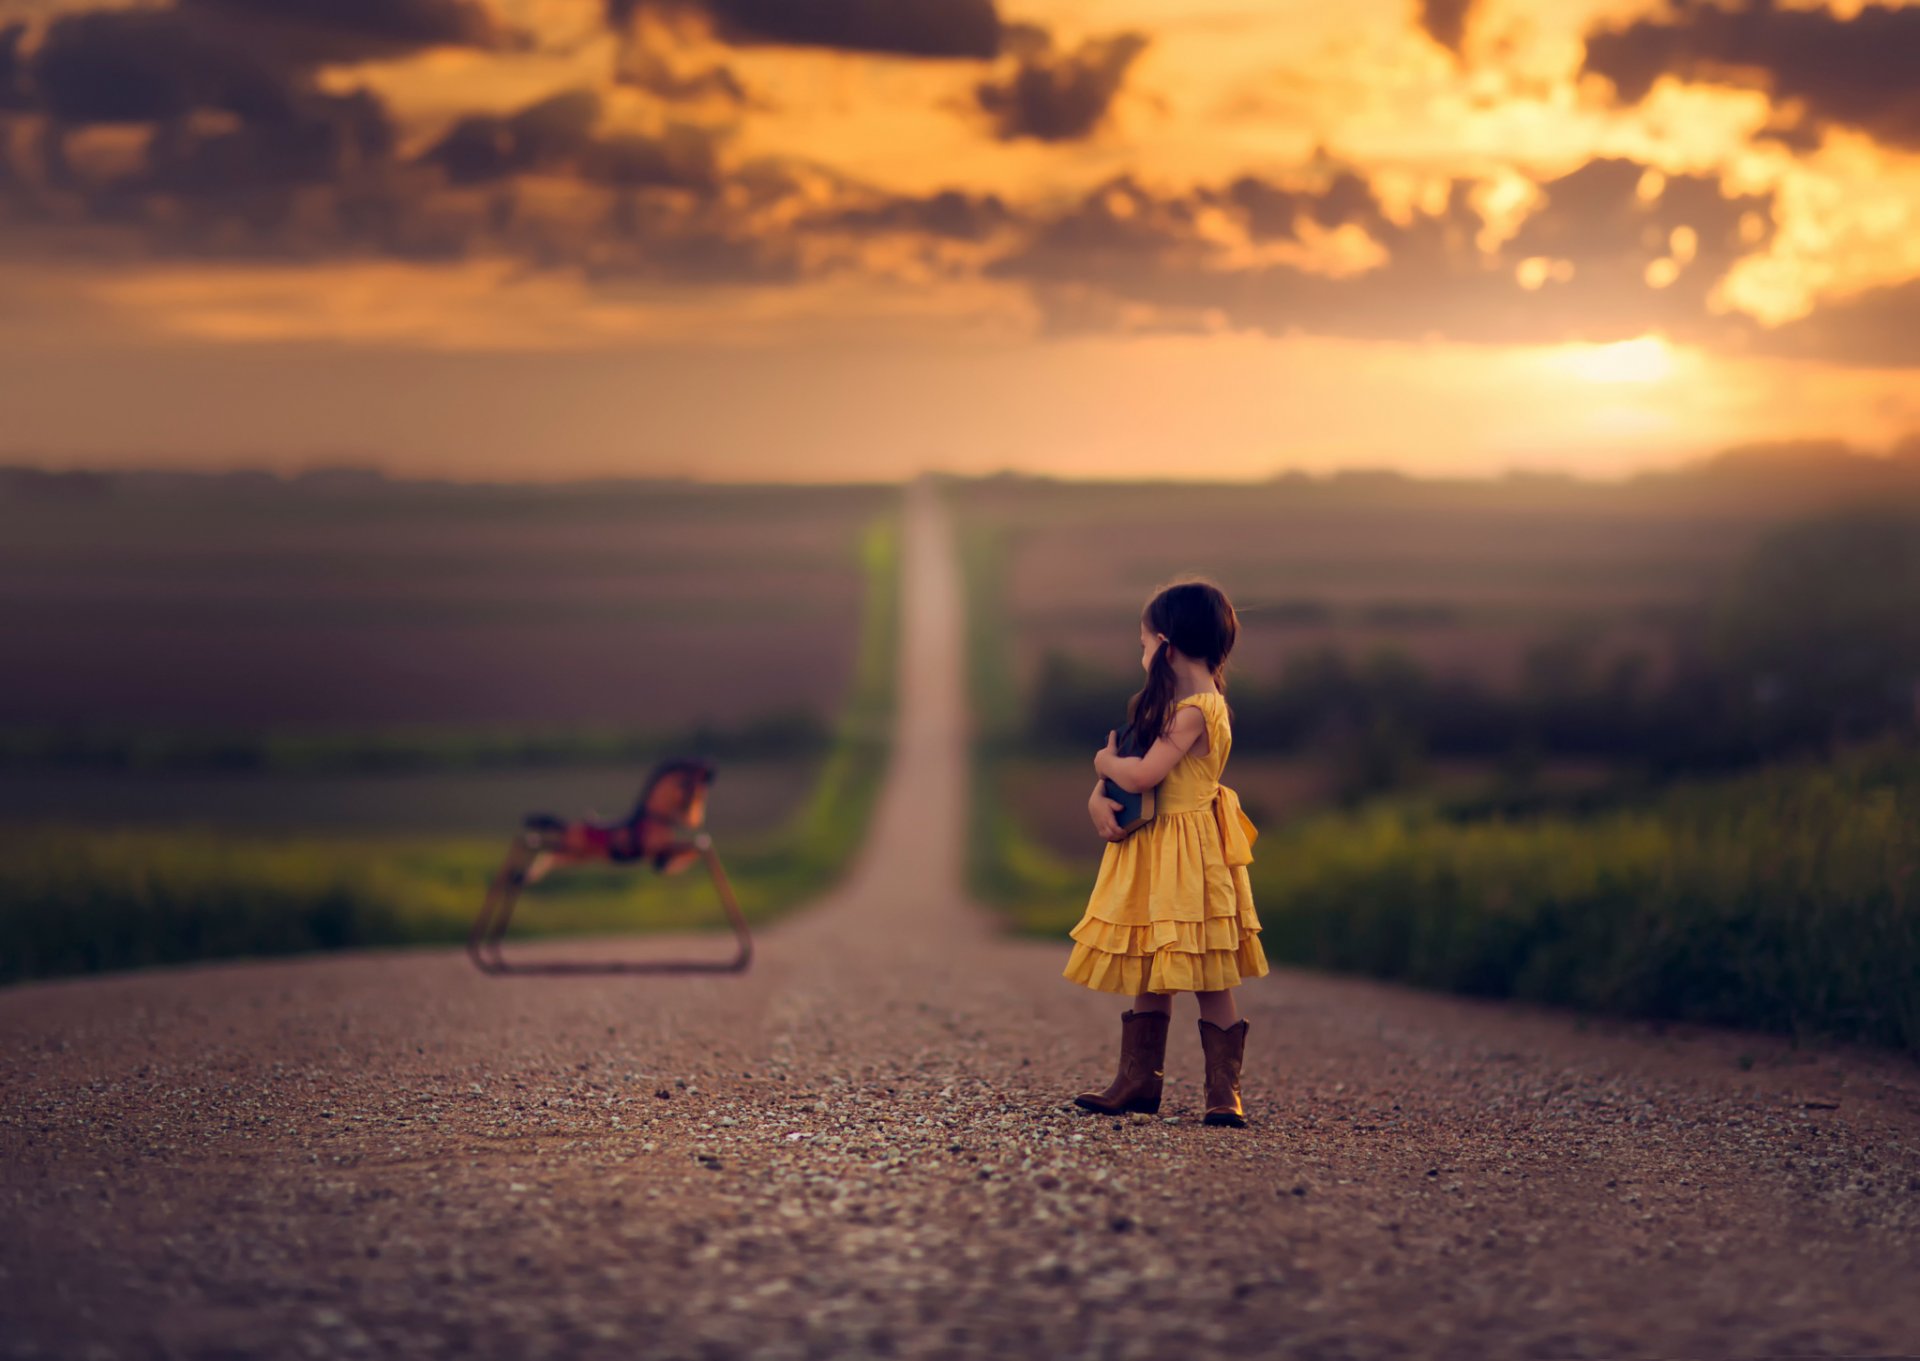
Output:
top-left (962, 473), bottom-right (1776, 694)
top-left (0, 477), bottom-right (887, 730)
top-left (0, 476), bottom-right (901, 981)
top-left (954, 464), bottom-right (1920, 1055)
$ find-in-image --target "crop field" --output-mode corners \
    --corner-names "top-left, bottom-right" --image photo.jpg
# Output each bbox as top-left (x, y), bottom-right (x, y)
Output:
top-left (0, 478), bottom-right (890, 730)
top-left (957, 474), bottom-right (1775, 693)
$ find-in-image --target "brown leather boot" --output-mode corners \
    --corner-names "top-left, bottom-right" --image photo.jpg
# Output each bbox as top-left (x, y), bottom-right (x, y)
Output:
top-left (1074, 1009), bottom-right (1170, 1115)
top-left (1198, 1018), bottom-right (1249, 1127)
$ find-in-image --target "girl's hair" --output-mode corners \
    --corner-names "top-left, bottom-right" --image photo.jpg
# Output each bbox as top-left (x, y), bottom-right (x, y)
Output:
top-left (1122, 577), bottom-right (1238, 752)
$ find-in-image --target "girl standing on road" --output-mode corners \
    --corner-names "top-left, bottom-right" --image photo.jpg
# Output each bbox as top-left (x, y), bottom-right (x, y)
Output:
top-left (1063, 578), bottom-right (1267, 1127)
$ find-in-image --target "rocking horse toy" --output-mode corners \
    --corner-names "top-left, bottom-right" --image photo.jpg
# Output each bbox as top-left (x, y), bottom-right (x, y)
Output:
top-left (466, 757), bottom-right (753, 975)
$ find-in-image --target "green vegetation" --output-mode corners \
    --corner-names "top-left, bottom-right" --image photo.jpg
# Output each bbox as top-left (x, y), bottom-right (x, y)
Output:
top-left (957, 499), bottom-right (1920, 1056)
top-left (0, 513), bottom-right (901, 985)
top-left (1237, 745), bottom-right (1920, 1053)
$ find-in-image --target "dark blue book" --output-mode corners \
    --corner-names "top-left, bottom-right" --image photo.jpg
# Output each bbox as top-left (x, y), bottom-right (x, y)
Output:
top-left (1102, 723), bottom-right (1157, 836)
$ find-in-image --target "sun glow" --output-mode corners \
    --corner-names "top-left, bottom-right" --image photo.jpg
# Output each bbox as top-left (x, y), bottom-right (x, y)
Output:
top-left (1549, 335), bottom-right (1679, 385)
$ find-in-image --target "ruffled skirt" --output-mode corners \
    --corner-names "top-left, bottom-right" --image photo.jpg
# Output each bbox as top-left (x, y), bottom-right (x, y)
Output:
top-left (1061, 807), bottom-right (1268, 995)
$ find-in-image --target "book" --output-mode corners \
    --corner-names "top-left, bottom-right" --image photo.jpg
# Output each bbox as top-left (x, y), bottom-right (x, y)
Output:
top-left (1101, 722), bottom-right (1158, 837)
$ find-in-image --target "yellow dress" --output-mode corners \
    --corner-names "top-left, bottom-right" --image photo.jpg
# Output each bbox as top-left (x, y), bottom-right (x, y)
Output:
top-left (1062, 691), bottom-right (1269, 995)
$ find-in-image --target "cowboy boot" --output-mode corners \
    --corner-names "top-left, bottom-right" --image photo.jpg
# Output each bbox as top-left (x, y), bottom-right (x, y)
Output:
top-left (1074, 1009), bottom-right (1170, 1115)
top-left (1198, 1018), bottom-right (1249, 1127)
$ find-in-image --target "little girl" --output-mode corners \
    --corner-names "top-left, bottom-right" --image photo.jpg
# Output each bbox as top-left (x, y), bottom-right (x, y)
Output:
top-left (1062, 578), bottom-right (1267, 1127)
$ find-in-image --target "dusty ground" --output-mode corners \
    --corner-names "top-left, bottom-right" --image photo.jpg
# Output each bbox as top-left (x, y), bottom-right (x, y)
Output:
top-left (4, 483), bottom-right (1919, 1361)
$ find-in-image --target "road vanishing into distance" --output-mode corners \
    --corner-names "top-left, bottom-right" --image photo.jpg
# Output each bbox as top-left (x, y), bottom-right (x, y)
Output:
top-left (5, 482), bottom-right (1919, 1360)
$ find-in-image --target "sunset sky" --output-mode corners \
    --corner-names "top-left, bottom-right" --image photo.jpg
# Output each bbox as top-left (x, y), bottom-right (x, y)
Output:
top-left (1, 0), bottom-right (1916, 479)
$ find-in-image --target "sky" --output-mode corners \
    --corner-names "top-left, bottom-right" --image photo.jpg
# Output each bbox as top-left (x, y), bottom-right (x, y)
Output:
top-left (0, 0), bottom-right (1916, 480)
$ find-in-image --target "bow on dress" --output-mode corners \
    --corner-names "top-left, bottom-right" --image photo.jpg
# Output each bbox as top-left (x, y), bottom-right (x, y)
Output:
top-left (1213, 784), bottom-right (1258, 866)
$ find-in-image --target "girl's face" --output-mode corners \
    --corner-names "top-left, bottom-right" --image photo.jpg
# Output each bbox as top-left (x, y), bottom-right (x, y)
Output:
top-left (1139, 620), bottom-right (1164, 673)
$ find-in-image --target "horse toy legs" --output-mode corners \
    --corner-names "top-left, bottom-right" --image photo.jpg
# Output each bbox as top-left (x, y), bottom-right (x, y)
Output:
top-left (466, 758), bottom-right (754, 976)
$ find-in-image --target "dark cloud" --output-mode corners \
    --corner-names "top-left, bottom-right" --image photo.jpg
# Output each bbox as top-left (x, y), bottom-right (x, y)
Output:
top-left (422, 88), bottom-right (603, 185)
top-left (975, 28), bottom-right (1148, 142)
top-left (35, 84), bottom-right (407, 254)
top-left (0, 22), bottom-right (29, 111)
top-left (1, 3), bottom-right (628, 261)
top-left (420, 88), bottom-right (721, 190)
top-left (583, 125), bottom-right (721, 189)
top-left (988, 176), bottom-right (1206, 279)
top-left (609, 0), bottom-right (1002, 59)
top-left (1754, 279), bottom-right (1920, 368)
top-left (19, 0), bottom-right (503, 127)
top-left (2, 42), bottom-right (769, 277)
top-left (1585, 1), bottom-right (1920, 149)
top-left (821, 188), bottom-right (1014, 240)
top-left (591, 202), bottom-right (804, 286)
top-left (1228, 169), bottom-right (1382, 239)
top-left (1509, 158), bottom-right (1761, 265)
top-left (1499, 156), bottom-right (1770, 334)
top-left (32, 10), bottom-right (297, 125)
top-left (180, 0), bottom-right (503, 55)
top-left (990, 157), bottom-right (1774, 349)
top-left (1419, 0), bottom-right (1474, 53)
top-left (141, 88), bottom-right (394, 194)
top-left (9, 2), bottom-right (419, 243)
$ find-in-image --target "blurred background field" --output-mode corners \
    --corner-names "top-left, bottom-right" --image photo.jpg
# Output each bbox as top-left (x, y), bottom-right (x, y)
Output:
top-left (1, 472), bottom-right (884, 731)
top-left (0, 473), bottom-right (899, 982)
top-left (958, 446), bottom-right (1920, 1055)
top-left (11, 447), bottom-right (1920, 1056)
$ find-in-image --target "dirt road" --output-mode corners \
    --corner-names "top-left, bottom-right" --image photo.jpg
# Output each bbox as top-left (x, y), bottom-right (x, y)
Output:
top-left (4, 482), bottom-right (1919, 1360)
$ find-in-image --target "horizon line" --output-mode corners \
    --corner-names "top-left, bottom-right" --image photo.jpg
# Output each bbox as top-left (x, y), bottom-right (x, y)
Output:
top-left (4, 434), bottom-right (1919, 493)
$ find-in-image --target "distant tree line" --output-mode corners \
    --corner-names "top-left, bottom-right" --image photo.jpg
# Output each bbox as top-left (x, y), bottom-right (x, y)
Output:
top-left (1027, 510), bottom-right (1920, 798)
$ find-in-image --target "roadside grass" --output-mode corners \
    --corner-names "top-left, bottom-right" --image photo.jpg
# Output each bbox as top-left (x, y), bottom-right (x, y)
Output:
top-left (0, 512), bottom-right (900, 985)
top-left (1241, 747), bottom-right (1920, 1054)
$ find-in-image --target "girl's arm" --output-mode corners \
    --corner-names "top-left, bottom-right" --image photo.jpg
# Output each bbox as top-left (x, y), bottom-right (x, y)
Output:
top-left (1093, 706), bottom-right (1204, 793)
top-left (1088, 778), bottom-right (1124, 841)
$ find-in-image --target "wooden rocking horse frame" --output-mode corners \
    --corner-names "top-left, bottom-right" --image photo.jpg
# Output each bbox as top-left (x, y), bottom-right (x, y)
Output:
top-left (466, 757), bottom-right (754, 976)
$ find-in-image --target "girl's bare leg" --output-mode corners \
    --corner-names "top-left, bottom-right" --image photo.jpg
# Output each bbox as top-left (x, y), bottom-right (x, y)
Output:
top-left (1132, 991), bottom-right (1173, 1017)
top-left (1195, 988), bottom-right (1240, 1028)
